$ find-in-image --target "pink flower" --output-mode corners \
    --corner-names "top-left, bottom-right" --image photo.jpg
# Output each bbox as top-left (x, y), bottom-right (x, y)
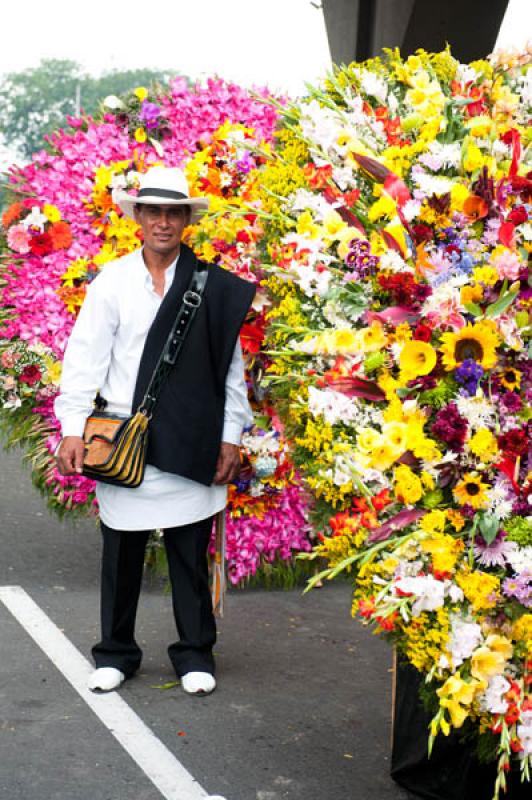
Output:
top-left (492, 250), bottom-right (522, 280)
top-left (7, 224), bottom-right (31, 254)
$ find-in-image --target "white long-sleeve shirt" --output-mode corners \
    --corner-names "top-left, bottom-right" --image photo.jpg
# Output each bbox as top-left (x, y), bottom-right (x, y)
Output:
top-left (54, 248), bottom-right (252, 531)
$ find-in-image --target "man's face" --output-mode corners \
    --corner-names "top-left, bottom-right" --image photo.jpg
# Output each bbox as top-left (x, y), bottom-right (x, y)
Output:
top-left (134, 203), bottom-right (191, 257)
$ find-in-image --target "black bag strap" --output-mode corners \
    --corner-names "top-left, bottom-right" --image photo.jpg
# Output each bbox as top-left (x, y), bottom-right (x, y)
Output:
top-left (138, 261), bottom-right (209, 416)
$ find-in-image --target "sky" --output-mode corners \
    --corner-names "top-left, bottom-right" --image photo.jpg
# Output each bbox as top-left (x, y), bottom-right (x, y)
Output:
top-left (0, 0), bottom-right (530, 169)
top-left (0, 0), bottom-right (332, 95)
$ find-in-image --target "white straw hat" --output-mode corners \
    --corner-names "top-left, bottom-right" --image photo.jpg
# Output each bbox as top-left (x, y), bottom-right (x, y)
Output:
top-left (117, 166), bottom-right (209, 222)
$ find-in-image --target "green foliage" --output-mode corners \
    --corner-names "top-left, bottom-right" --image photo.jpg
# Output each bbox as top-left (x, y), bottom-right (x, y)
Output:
top-left (505, 515), bottom-right (532, 547)
top-left (0, 59), bottom-right (174, 159)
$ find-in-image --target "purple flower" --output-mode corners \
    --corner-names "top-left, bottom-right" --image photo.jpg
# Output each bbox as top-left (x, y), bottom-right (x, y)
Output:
top-left (138, 101), bottom-right (161, 130)
top-left (503, 572), bottom-right (532, 608)
top-left (455, 358), bottom-right (483, 396)
top-left (473, 530), bottom-right (516, 568)
top-left (500, 391), bottom-right (522, 413)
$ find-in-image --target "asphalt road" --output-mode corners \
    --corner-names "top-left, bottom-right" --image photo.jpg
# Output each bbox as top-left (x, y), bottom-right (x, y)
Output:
top-left (0, 446), bottom-right (409, 800)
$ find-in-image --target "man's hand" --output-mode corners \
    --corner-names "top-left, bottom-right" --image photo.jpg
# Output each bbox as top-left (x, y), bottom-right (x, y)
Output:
top-left (213, 442), bottom-right (241, 485)
top-left (56, 436), bottom-right (85, 476)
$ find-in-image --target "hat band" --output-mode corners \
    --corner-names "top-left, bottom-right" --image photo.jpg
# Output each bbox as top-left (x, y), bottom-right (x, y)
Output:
top-left (137, 188), bottom-right (189, 201)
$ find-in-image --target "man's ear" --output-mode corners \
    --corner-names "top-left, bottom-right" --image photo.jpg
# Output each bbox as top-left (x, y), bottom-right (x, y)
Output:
top-left (133, 204), bottom-right (142, 224)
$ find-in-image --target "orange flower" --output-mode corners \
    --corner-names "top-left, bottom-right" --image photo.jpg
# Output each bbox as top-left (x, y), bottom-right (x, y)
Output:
top-left (49, 221), bottom-right (73, 250)
top-left (2, 202), bottom-right (24, 228)
top-left (463, 195), bottom-right (489, 221)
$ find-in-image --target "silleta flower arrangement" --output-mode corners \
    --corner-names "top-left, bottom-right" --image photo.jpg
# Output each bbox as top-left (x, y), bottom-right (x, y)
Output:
top-left (210, 47), bottom-right (530, 793)
top-left (0, 77), bottom-right (311, 585)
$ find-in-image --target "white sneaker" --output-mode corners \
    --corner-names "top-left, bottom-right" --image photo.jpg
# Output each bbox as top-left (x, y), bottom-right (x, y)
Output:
top-left (88, 667), bottom-right (125, 692)
top-left (181, 671), bottom-right (216, 695)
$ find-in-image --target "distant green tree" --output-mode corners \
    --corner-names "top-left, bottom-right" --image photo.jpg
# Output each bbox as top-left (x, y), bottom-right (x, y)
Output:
top-left (0, 59), bottom-right (173, 159)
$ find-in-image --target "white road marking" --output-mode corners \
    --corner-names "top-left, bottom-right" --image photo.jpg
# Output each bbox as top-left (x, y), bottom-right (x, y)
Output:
top-left (0, 585), bottom-right (225, 800)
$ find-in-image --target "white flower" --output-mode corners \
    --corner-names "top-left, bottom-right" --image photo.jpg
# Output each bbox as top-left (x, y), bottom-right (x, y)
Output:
top-left (251, 290), bottom-right (271, 313)
top-left (455, 395), bottom-right (496, 431)
top-left (308, 386), bottom-right (359, 426)
top-left (394, 575), bottom-right (445, 616)
top-left (21, 206), bottom-right (48, 232)
top-left (520, 223), bottom-right (532, 241)
top-left (506, 545), bottom-right (532, 575)
top-left (448, 615), bottom-right (483, 667)
top-left (446, 583), bottom-right (464, 604)
top-left (291, 264), bottom-right (331, 298)
top-left (380, 250), bottom-right (414, 274)
top-left (401, 199), bottom-right (422, 223)
top-left (332, 165), bottom-right (356, 191)
top-left (103, 95), bottom-right (125, 110)
top-left (479, 675), bottom-right (511, 715)
top-left (359, 70), bottom-right (388, 103)
top-left (517, 710), bottom-right (532, 757)
top-left (411, 168), bottom-right (456, 196)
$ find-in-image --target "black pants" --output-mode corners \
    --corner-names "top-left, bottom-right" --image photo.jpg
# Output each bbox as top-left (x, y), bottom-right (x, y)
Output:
top-left (92, 516), bottom-right (216, 679)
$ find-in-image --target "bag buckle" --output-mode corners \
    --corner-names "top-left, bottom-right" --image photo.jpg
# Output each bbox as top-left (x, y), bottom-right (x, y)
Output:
top-left (183, 290), bottom-right (202, 308)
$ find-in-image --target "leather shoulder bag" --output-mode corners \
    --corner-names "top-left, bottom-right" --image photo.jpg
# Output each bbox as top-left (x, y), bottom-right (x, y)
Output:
top-left (81, 262), bottom-right (209, 488)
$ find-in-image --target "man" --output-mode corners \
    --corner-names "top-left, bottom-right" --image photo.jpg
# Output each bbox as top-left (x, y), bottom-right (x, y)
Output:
top-left (55, 166), bottom-right (255, 695)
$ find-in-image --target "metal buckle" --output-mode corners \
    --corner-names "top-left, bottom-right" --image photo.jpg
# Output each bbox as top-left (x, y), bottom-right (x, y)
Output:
top-left (183, 290), bottom-right (202, 308)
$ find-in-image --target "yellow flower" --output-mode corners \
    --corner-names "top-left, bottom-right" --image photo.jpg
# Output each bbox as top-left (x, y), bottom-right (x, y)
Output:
top-left (468, 429), bottom-right (498, 462)
top-left (134, 128), bottom-right (147, 143)
top-left (356, 428), bottom-right (382, 454)
top-left (382, 421), bottom-right (408, 455)
top-left (471, 646), bottom-right (506, 682)
top-left (43, 204), bottom-right (61, 223)
top-left (356, 321), bottom-right (387, 353)
top-left (419, 510), bottom-right (447, 536)
top-left (405, 70), bottom-right (446, 117)
top-left (369, 441), bottom-right (398, 471)
top-left (421, 533), bottom-right (464, 574)
top-left (473, 266), bottom-right (498, 286)
top-left (321, 209), bottom-right (347, 240)
top-left (465, 115), bottom-right (494, 138)
top-left (500, 367), bottom-right (521, 391)
top-left (440, 322), bottom-right (499, 371)
top-left (453, 473), bottom-right (490, 510)
top-left (133, 86), bottom-right (148, 101)
top-left (460, 284), bottom-right (484, 305)
top-left (484, 634), bottom-right (513, 662)
top-left (368, 194), bottom-right (396, 222)
top-left (437, 675), bottom-right (483, 728)
top-left (296, 211), bottom-right (320, 239)
top-left (326, 328), bottom-right (358, 354)
top-left (399, 340), bottom-right (437, 380)
top-left (42, 358), bottom-right (62, 385)
top-left (512, 615), bottom-right (532, 657)
top-left (457, 568), bottom-right (500, 611)
top-left (462, 144), bottom-right (485, 173)
top-left (394, 464), bottom-right (423, 503)
top-left (447, 509), bottom-right (465, 532)
top-left (449, 182), bottom-right (471, 213)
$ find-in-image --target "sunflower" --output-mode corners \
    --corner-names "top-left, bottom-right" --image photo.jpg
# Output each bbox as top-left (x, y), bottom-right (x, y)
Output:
top-left (440, 322), bottom-right (499, 371)
top-left (453, 472), bottom-right (490, 509)
top-left (500, 367), bottom-right (521, 391)
top-left (399, 340), bottom-right (437, 379)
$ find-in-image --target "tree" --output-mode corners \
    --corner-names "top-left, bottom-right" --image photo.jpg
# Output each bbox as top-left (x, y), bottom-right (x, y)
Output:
top-left (0, 60), bottom-right (173, 160)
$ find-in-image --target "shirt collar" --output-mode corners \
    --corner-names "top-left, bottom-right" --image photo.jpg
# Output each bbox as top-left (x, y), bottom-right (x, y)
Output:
top-left (137, 247), bottom-right (181, 296)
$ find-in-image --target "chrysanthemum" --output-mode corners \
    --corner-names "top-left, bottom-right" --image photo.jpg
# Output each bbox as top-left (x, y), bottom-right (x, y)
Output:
top-left (453, 472), bottom-right (490, 509)
top-left (440, 322), bottom-right (499, 371)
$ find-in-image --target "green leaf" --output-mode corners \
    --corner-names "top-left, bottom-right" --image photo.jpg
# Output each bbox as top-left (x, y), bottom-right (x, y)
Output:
top-left (485, 287), bottom-right (519, 319)
top-left (151, 681), bottom-right (179, 690)
top-left (477, 513), bottom-right (500, 546)
top-left (464, 302), bottom-right (482, 317)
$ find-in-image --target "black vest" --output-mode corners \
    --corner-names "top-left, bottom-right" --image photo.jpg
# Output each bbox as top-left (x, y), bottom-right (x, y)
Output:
top-left (132, 243), bottom-right (255, 486)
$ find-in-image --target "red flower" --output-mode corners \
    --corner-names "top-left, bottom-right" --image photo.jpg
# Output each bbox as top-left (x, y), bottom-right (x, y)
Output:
top-left (412, 224), bottom-right (433, 243)
top-left (498, 429), bottom-right (528, 458)
top-left (239, 317), bottom-right (266, 354)
top-left (19, 365), bottom-right (42, 386)
top-left (508, 205), bottom-right (528, 226)
top-left (413, 322), bottom-right (433, 342)
top-left (29, 232), bottom-right (53, 256)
